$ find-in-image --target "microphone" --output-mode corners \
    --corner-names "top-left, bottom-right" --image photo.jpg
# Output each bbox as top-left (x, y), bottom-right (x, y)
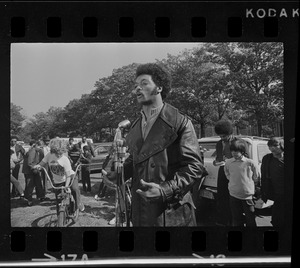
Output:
top-left (118, 119), bottom-right (131, 129)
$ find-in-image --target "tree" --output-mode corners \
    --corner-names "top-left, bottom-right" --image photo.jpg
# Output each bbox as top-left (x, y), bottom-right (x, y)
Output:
top-left (159, 46), bottom-right (236, 137)
top-left (20, 106), bottom-right (67, 140)
top-left (213, 43), bottom-right (284, 136)
top-left (10, 103), bottom-right (25, 137)
top-left (60, 63), bottom-right (140, 141)
top-left (91, 63), bottom-right (140, 132)
top-left (63, 97), bottom-right (91, 136)
top-left (45, 106), bottom-right (67, 137)
top-left (15, 43), bottom-right (283, 141)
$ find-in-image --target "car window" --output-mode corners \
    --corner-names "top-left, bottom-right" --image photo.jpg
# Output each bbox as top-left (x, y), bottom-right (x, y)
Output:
top-left (95, 146), bottom-right (110, 155)
top-left (257, 144), bottom-right (270, 163)
top-left (199, 140), bottom-right (253, 159)
top-left (199, 142), bottom-right (217, 159)
top-left (245, 141), bottom-right (252, 159)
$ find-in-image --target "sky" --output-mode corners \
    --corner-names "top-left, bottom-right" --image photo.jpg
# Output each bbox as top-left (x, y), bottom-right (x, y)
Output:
top-left (11, 43), bottom-right (200, 119)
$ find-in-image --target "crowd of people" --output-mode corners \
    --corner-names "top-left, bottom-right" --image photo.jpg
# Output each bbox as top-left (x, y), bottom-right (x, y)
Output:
top-left (10, 63), bottom-right (285, 228)
top-left (212, 120), bottom-right (285, 228)
top-left (10, 135), bottom-right (95, 212)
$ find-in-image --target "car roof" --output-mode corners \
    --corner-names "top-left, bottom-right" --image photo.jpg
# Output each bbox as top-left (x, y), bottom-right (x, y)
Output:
top-left (198, 135), bottom-right (269, 143)
top-left (93, 142), bottom-right (113, 147)
top-left (198, 136), bottom-right (220, 142)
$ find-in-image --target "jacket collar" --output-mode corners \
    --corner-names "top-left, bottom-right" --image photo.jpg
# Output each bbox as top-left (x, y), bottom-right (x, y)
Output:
top-left (126, 103), bottom-right (179, 164)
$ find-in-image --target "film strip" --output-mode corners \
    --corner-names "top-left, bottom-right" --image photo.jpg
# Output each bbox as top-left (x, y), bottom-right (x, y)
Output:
top-left (0, 0), bottom-right (297, 266)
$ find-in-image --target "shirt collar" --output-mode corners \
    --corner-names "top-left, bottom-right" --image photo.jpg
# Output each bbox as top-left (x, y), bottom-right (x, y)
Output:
top-left (141, 103), bottom-right (164, 121)
top-left (232, 155), bottom-right (246, 162)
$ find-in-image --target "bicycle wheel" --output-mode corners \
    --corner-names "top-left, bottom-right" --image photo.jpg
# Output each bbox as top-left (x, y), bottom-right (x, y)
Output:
top-left (68, 197), bottom-right (79, 223)
top-left (72, 208), bottom-right (79, 223)
top-left (57, 206), bottom-right (67, 227)
top-left (125, 191), bottom-right (131, 226)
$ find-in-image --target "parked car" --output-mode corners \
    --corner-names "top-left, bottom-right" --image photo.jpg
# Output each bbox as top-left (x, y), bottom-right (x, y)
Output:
top-left (195, 135), bottom-right (274, 209)
top-left (59, 137), bottom-right (93, 145)
top-left (89, 142), bottom-right (112, 174)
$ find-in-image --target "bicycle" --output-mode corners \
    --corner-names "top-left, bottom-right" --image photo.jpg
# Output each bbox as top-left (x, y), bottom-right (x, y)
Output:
top-left (37, 164), bottom-right (83, 227)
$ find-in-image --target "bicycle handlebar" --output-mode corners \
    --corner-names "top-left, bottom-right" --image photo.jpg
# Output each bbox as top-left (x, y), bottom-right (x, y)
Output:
top-left (39, 164), bottom-right (88, 190)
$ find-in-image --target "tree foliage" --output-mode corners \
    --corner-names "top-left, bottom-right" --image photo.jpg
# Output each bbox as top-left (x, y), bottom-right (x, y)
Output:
top-left (10, 103), bottom-right (25, 137)
top-left (214, 43), bottom-right (284, 136)
top-left (15, 43), bottom-right (284, 141)
top-left (159, 46), bottom-right (236, 137)
top-left (18, 107), bottom-right (66, 141)
top-left (160, 43), bottom-right (283, 136)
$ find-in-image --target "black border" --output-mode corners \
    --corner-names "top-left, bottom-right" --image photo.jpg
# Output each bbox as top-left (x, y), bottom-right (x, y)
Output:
top-left (0, 0), bottom-right (297, 265)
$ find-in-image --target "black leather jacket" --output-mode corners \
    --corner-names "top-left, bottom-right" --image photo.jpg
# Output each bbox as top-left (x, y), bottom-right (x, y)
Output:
top-left (124, 103), bottom-right (204, 226)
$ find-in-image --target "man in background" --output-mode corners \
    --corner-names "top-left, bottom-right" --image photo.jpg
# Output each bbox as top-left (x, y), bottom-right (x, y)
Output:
top-left (261, 137), bottom-right (284, 227)
top-left (67, 137), bottom-right (81, 171)
top-left (78, 136), bottom-right (95, 157)
top-left (213, 120), bottom-right (236, 226)
top-left (37, 139), bottom-right (49, 195)
top-left (22, 140), bottom-right (45, 206)
top-left (81, 145), bottom-right (93, 194)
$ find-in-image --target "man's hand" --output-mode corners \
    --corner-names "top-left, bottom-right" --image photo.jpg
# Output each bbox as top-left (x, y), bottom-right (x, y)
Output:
top-left (136, 179), bottom-right (162, 203)
top-left (213, 160), bottom-right (225, 166)
top-left (33, 164), bottom-right (41, 170)
top-left (105, 171), bottom-right (117, 184)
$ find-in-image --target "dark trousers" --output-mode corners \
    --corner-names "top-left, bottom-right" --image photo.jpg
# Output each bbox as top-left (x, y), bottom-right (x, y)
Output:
top-left (97, 181), bottom-right (107, 197)
top-left (81, 167), bottom-right (91, 192)
top-left (271, 194), bottom-right (285, 227)
top-left (70, 157), bottom-right (80, 171)
top-left (24, 173), bottom-right (45, 201)
top-left (229, 196), bottom-right (257, 227)
top-left (40, 169), bottom-right (47, 195)
top-left (11, 163), bottom-right (21, 196)
top-left (216, 166), bottom-right (232, 226)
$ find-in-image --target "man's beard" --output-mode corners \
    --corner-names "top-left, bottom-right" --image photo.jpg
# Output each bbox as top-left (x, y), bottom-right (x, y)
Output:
top-left (150, 86), bottom-right (159, 96)
top-left (139, 86), bottom-right (159, 106)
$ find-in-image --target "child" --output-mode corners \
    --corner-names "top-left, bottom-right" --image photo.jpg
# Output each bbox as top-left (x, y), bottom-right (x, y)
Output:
top-left (34, 138), bottom-right (85, 212)
top-left (81, 145), bottom-right (92, 194)
top-left (224, 139), bottom-right (259, 227)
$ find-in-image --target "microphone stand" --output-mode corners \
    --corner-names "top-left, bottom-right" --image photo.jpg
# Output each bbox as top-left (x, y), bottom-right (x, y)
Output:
top-left (113, 121), bottom-right (130, 227)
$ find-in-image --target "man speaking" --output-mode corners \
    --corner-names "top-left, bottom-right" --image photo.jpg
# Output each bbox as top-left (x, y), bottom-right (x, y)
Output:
top-left (108, 63), bottom-right (204, 227)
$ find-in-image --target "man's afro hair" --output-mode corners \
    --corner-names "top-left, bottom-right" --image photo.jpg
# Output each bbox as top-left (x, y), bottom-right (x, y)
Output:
top-left (214, 120), bottom-right (233, 135)
top-left (136, 63), bottom-right (171, 100)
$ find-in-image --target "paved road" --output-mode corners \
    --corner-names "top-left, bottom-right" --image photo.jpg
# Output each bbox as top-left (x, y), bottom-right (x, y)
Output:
top-left (194, 196), bottom-right (272, 227)
top-left (10, 167), bottom-right (272, 227)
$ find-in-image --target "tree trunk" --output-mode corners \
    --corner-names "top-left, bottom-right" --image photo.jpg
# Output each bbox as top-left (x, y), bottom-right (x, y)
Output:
top-left (200, 122), bottom-right (206, 138)
top-left (256, 116), bottom-right (262, 137)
